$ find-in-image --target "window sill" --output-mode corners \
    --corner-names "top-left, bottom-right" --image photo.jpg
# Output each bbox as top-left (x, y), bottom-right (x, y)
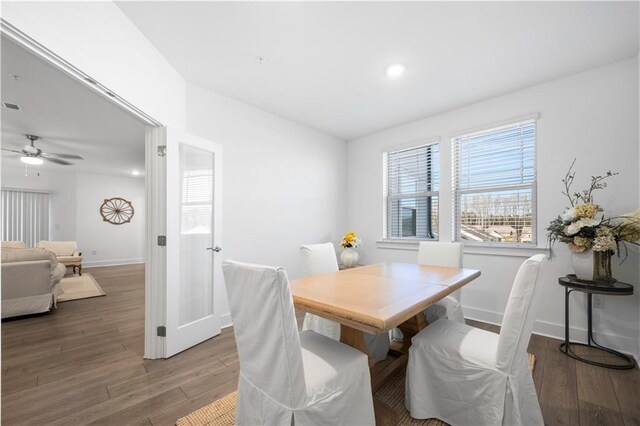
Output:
top-left (376, 239), bottom-right (550, 258)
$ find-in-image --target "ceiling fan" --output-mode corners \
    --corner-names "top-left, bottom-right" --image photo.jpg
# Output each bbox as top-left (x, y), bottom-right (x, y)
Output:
top-left (1, 134), bottom-right (84, 166)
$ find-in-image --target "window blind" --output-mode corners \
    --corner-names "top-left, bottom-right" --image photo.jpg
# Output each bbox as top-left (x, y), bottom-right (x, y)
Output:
top-left (384, 143), bottom-right (439, 239)
top-left (1, 189), bottom-right (50, 247)
top-left (453, 119), bottom-right (536, 244)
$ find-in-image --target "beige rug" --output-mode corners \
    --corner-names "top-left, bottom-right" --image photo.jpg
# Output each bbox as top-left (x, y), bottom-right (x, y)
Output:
top-left (57, 273), bottom-right (106, 302)
top-left (176, 354), bottom-right (536, 426)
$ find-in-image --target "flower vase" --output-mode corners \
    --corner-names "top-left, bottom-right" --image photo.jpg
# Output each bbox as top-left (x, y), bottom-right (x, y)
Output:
top-left (593, 250), bottom-right (614, 282)
top-left (571, 250), bottom-right (593, 280)
top-left (572, 250), bottom-right (614, 282)
top-left (340, 247), bottom-right (359, 268)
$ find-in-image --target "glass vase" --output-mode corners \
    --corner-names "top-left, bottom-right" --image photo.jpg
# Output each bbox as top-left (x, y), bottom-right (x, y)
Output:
top-left (593, 250), bottom-right (614, 282)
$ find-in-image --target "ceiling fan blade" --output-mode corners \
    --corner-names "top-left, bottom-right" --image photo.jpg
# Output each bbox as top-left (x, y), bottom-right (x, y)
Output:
top-left (42, 156), bottom-right (73, 166)
top-left (1, 148), bottom-right (24, 154)
top-left (41, 152), bottom-right (84, 160)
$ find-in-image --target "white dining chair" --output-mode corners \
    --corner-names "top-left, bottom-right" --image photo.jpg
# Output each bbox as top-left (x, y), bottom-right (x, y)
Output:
top-left (418, 241), bottom-right (465, 323)
top-left (222, 260), bottom-right (375, 425)
top-left (405, 254), bottom-right (545, 426)
top-left (301, 242), bottom-right (390, 362)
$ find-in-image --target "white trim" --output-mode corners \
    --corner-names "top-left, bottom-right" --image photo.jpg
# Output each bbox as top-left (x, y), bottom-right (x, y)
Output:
top-left (450, 112), bottom-right (540, 140)
top-left (83, 258), bottom-right (144, 267)
top-left (376, 239), bottom-right (549, 258)
top-left (381, 136), bottom-right (440, 155)
top-left (1, 187), bottom-right (51, 194)
top-left (145, 127), bottom-right (167, 359)
top-left (464, 306), bottom-right (639, 363)
top-left (221, 313), bottom-right (233, 329)
top-left (0, 19), bottom-right (161, 127)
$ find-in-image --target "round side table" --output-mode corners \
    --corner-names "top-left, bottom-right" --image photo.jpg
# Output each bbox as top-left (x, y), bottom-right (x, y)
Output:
top-left (558, 275), bottom-right (635, 369)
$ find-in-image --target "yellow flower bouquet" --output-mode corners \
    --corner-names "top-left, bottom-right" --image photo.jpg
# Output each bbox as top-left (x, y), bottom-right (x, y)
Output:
top-left (340, 231), bottom-right (362, 249)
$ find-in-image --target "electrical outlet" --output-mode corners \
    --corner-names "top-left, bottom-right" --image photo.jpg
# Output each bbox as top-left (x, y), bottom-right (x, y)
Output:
top-left (92, 250), bottom-right (97, 255)
top-left (593, 295), bottom-right (605, 308)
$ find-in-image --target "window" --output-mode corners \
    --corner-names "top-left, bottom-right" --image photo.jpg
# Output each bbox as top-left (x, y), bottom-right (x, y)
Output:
top-left (453, 119), bottom-right (536, 244)
top-left (383, 142), bottom-right (439, 240)
top-left (1, 189), bottom-right (50, 246)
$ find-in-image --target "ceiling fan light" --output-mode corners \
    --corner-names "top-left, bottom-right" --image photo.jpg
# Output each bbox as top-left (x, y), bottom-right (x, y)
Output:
top-left (20, 156), bottom-right (43, 165)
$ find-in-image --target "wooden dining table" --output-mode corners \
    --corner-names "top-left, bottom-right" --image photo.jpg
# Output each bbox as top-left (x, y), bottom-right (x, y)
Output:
top-left (290, 262), bottom-right (481, 425)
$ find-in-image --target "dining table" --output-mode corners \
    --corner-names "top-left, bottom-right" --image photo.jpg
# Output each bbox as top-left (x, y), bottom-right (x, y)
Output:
top-left (290, 261), bottom-right (481, 425)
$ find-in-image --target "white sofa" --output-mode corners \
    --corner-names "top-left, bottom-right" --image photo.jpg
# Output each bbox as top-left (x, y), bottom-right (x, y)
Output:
top-left (1, 247), bottom-right (66, 318)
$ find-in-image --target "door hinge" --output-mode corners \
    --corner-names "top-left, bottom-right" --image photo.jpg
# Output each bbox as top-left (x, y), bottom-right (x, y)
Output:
top-left (157, 326), bottom-right (166, 337)
top-left (157, 235), bottom-right (166, 246)
top-left (157, 145), bottom-right (167, 157)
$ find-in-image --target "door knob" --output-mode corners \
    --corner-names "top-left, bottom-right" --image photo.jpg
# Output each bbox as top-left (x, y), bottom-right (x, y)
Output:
top-left (206, 246), bottom-right (222, 252)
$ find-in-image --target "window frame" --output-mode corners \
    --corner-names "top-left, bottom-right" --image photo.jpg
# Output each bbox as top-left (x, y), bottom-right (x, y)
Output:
top-left (382, 138), bottom-right (440, 242)
top-left (452, 117), bottom-right (538, 247)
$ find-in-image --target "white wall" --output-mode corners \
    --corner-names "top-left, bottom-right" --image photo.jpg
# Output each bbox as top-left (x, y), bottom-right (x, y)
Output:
top-left (186, 83), bottom-right (347, 325)
top-left (347, 57), bottom-right (640, 358)
top-left (75, 172), bottom-right (145, 267)
top-left (1, 166), bottom-right (145, 267)
top-left (1, 1), bottom-right (185, 128)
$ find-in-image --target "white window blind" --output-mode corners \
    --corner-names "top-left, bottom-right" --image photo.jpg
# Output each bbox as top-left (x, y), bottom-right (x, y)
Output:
top-left (383, 142), bottom-right (439, 240)
top-left (453, 119), bottom-right (536, 244)
top-left (1, 189), bottom-right (50, 247)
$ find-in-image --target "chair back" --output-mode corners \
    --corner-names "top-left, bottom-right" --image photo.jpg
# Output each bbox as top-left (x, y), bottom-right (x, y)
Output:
top-left (418, 242), bottom-right (463, 301)
top-left (36, 241), bottom-right (77, 256)
top-left (496, 254), bottom-right (545, 374)
top-left (417, 242), bottom-right (463, 268)
top-left (222, 260), bottom-right (306, 408)
top-left (300, 242), bottom-right (339, 276)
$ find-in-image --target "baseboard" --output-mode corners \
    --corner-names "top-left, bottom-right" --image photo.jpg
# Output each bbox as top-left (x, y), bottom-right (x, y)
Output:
top-left (221, 313), bottom-right (232, 329)
top-left (464, 305), bottom-right (640, 363)
top-left (83, 258), bottom-right (145, 267)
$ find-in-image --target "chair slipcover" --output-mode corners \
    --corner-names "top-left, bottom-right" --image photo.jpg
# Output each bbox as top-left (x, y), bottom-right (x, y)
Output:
top-left (405, 254), bottom-right (545, 426)
top-left (300, 242), bottom-right (390, 362)
top-left (222, 260), bottom-right (375, 426)
top-left (418, 241), bottom-right (465, 323)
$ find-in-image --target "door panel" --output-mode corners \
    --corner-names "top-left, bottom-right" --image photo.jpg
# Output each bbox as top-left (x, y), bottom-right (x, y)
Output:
top-left (165, 127), bottom-right (222, 357)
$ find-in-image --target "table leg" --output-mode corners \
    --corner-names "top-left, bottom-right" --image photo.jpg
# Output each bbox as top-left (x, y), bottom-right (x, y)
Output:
top-left (397, 312), bottom-right (428, 354)
top-left (339, 324), bottom-right (398, 425)
top-left (340, 324), bottom-right (374, 368)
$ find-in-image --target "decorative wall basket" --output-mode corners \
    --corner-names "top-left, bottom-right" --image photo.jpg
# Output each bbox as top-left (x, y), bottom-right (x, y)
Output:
top-left (100, 197), bottom-right (134, 225)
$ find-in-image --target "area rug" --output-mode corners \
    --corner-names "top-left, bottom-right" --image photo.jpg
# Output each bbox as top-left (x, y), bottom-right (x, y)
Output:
top-left (57, 273), bottom-right (106, 302)
top-left (176, 354), bottom-right (536, 426)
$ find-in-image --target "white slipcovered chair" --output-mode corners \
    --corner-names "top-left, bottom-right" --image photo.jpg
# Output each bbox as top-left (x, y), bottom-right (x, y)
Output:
top-left (418, 241), bottom-right (465, 323)
top-left (36, 241), bottom-right (83, 275)
top-left (300, 242), bottom-right (390, 362)
top-left (222, 260), bottom-right (375, 426)
top-left (405, 254), bottom-right (545, 426)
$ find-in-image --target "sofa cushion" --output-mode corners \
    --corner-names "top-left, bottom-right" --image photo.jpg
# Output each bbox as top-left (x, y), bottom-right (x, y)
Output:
top-left (36, 241), bottom-right (78, 256)
top-left (2, 241), bottom-right (26, 249)
top-left (2, 248), bottom-right (59, 272)
top-left (57, 255), bottom-right (83, 265)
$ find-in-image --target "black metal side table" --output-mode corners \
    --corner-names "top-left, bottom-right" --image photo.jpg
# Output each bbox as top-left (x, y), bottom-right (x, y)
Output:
top-left (559, 275), bottom-right (636, 369)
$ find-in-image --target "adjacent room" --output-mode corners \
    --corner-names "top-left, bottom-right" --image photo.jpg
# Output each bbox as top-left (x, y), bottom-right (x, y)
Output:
top-left (1, 1), bottom-right (638, 425)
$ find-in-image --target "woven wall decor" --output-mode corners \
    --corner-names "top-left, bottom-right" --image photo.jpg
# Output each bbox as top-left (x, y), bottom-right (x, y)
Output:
top-left (100, 197), bottom-right (134, 225)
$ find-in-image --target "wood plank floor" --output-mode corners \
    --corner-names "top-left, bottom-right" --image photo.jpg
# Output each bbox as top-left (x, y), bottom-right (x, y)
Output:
top-left (2, 264), bottom-right (639, 425)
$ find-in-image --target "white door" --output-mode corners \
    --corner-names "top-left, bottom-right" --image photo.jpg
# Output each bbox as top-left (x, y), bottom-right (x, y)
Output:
top-left (164, 127), bottom-right (222, 356)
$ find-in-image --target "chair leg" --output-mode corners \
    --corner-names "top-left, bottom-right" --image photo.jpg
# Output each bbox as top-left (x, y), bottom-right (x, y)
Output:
top-left (78, 265), bottom-right (82, 276)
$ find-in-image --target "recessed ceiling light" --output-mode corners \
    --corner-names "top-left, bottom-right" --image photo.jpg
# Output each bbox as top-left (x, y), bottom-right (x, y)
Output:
top-left (386, 64), bottom-right (406, 78)
top-left (132, 170), bottom-right (140, 176)
top-left (21, 156), bottom-right (43, 165)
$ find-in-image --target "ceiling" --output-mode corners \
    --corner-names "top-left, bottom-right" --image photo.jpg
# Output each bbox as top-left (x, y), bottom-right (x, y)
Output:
top-left (1, 37), bottom-right (146, 177)
top-left (117, 1), bottom-right (639, 141)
